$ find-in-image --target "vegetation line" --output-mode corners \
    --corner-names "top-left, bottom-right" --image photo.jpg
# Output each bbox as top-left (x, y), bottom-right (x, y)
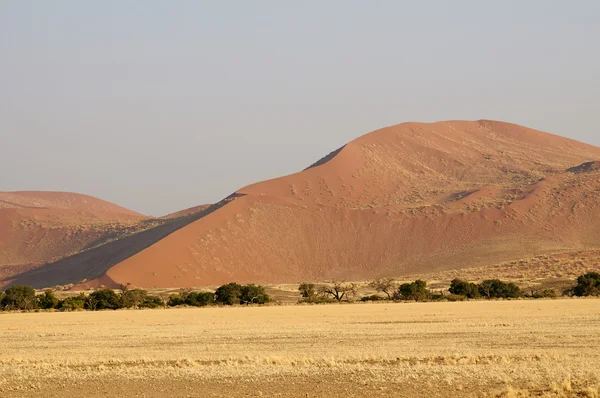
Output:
top-left (1, 273), bottom-right (598, 312)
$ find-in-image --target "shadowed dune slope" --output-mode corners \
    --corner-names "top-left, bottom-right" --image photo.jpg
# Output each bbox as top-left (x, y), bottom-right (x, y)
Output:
top-left (93, 120), bottom-right (600, 288)
top-left (0, 192), bottom-right (147, 275)
top-left (2, 195), bottom-right (241, 288)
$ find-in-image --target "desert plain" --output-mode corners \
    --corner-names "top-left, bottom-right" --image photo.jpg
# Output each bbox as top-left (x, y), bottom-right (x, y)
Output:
top-left (2, 299), bottom-right (600, 398)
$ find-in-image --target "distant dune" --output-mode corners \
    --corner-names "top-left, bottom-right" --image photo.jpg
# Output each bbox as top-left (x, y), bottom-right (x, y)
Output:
top-left (0, 192), bottom-right (147, 282)
top-left (3, 120), bottom-right (600, 289)
top-left (161, 205), bottom-right (211, 220)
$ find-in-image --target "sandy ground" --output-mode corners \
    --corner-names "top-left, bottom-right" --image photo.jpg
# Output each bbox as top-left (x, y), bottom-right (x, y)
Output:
top-left (1, 300), bottom-right (600, 397)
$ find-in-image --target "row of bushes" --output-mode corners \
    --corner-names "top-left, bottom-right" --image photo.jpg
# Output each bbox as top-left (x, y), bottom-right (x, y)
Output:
top-left (301, 272), bottom-right (600, 303)
top-left (0, 282), bottom-right (271, 312)
top-left (167, 283), bottom-right (270, 307)
top-left (2, 273), bottom-right (598, 311)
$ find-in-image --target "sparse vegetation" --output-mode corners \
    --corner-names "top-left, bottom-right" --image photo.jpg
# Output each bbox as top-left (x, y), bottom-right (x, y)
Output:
top-left (449, 279), bottom-right (481, 299)
top-left (317, 281), bottom-right (357, 302)
top-left (368, 277), bottom-right (396, 299)
top-left (1, 285), bottom-right (37, 311)
top-left (37, 290), bottom-right (59, 309)
top-left (214, 282), bottom-right (243, 305)
top-left (394, 280), bottom-right (429, 301)
top-left (564, 272), bottom-right (600, 297)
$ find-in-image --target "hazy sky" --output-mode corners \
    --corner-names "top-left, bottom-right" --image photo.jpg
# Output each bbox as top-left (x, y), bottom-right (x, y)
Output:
top-left (2, 1), bottom-right (599, 216)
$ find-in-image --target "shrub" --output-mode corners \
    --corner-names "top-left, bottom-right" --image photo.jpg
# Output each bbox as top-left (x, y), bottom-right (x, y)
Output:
top-left (479, 280), bottom-right (521, 299)
top-left (368, 278), bottom-right (396, 299)
top-left (240, 284), bottom-right (270, 305)
top-left (167, 294), bottom-right (185, 307)
top-left (141, 295), bottom-right (165, 309)
top-left (57, 294), bottom-right (86, 311)
top-left (37, 290), bottom-right (59, 309)
top-left (121, 288), bottom-right (149, 308)
top-left (2, 285), bottom-right (38, 310)
top-left (395, 280), bottom-right (428, 301)
top-left (86, 289), bottom-right (123, 310)
top-left (445, 294), bottom-right (467, 302)
top-left (298, 283), bottom-right (316, 299)
top-left (449, 279), bottom-right (481, 299)
top-left (317, 281), bottom-right (357, 302)
top-left (572, 272), bottom-right (600, 297)
top-left (185, 292), bottom-right (214, 307)
top-left (215, 282), bottom-right (243, 305)
top-left (360, 295), bottom-right (385, 302)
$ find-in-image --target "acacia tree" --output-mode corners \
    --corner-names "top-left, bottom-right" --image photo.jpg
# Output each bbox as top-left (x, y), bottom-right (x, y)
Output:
top-left (298, 283), bottom-right (316, 299)
top-left (318, 281), bottom-right (357, 302)
top-left (368, 278), bottom-right (396, 299)
top-left (2, 285), bottom-right (38, 310)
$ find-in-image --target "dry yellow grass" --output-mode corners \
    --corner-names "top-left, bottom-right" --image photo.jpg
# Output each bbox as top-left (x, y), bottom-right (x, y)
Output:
top-left (1, 300), bottom-right (600, 397)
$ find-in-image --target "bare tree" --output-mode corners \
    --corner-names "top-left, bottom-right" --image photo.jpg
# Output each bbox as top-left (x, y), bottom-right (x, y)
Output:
top-left (368, 278), bottom-right (396, 299)
top-left (318, 281), bottom-right (357, 302)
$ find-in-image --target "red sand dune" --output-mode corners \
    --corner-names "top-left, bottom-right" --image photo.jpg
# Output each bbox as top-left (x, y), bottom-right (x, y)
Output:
top-left (5, 120), bottom-right (600, 289)
top-left (0, 192), bottom-right (146, 279)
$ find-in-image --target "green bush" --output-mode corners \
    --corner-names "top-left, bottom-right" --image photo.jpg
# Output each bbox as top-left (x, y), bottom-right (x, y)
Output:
top-left (121, 288), bottom-right (149, 308)
top-left (2, 285), bottom-right (38, 310)
top-left (86, 289), bottom-right (123, 310)
top-left (240, 284), bottom-right (270, 305)
top-left (167, 294), bottom-right (185, 307)
top-left (445, 294), bottom-right (467, 302)
top-left (479, 280), bottom-right (521, 299)
top-left (572, 272), bottom-right (600, 297)
top-left (37, 290), bottom-right (59, 309)
top-left (141, 295), bottom-right (164, 309)
top-left (395, 280), bottom-right (428, 301)
top-left (57, 294), bottom-right (87, 311)
top-left (449, 279), bottom-right (481, 299)
top-left (185, 292), bottom-right (214, 307)
top-left (215, 282), bottom-right (243, 305)
top-left (298, 283), bottom-right (316, 299)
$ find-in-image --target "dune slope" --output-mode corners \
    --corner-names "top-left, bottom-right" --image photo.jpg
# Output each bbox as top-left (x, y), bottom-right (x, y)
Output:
top-left (7, 120), bottom-right (600, 289)
top-left (99, 120), bottom-right (600, 288)
top-left (0, 192), bottom-right (147, 280)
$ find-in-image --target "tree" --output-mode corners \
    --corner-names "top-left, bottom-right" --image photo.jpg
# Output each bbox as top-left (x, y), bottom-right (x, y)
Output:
top-left (479, 280), bottom-right (521, 299)
top-left (121, 288), bottom-right (149, 308)
top-left (395, 280), bottom-right (428, 301)
top-left (572, 272), bottom-right (600, 297)
top-left (167, 294), bottom-right (185, 307)
top-left (298, 283), bottom-right (316, 299)
top-left (449, 279), bottom-right (480, 299)
top-left (318, 281), bottom-right (357, 302)
top-left (368, 278), bottom-right (396, 299)
top-left (86, 289), bottom-right (122, 310)
top-left (240, 284), bottom-right (270, 305)
top-left (141, 295), bottom-right (165, 309)
top-left (185, 291), bottom-right (215, 307)
top-left (57, 294), bottom-right (86, 311)
top-left (2, 285), bottom-right (37, 310)
top-left (215, 282), bottom-right (243, 305)
top-left (37, 290), bottom-right (59, 309)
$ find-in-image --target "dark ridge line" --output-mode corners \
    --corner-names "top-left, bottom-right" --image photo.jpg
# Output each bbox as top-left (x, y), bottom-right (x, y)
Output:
top-left (304, 145), bottom-right (346, 171)
top-left (566, 161), bottom-right (600, 174)
top-left (1, 193), bottom-right (245, 290)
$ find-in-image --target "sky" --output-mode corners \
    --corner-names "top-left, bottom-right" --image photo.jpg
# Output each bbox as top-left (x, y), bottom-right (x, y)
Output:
top-left (1, 1), bottom-right (599, 216)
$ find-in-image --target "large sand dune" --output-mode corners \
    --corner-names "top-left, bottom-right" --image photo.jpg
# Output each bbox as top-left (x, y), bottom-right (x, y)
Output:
top-left (0, 192), bottom-right (147, 281)
top-left (4, 120), bottom-right (600, 289)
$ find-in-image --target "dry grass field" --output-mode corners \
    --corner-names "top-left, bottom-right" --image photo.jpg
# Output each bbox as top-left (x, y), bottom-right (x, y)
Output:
top-left (1, 300), bottom-right (600, 397)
